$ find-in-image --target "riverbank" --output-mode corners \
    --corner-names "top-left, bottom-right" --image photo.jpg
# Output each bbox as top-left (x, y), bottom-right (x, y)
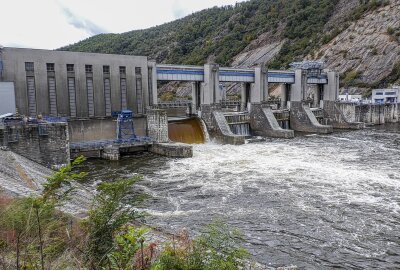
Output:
top-left (0, 149), bottom-right (90, 217)
top-left (0, 149), bottom-right (296, 270)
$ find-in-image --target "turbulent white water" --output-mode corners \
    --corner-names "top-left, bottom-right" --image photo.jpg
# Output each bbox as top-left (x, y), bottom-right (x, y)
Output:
top-left (85, 124), bottom-right (400, 269)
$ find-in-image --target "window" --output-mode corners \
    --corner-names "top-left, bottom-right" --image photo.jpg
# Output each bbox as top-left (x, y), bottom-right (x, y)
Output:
top-left (135, 67), bottom-right (141, 75)
top-left (103, 65), bottom-right (110, 74)
top-left (119, 66), bottom-right (126, 75)
top-left (385, 91), bottom-right (396, 95)
top-left (85, 64), bottom-right (93, 73)
top-left (25, 62), bottom-right (34, 71)
top-left (67, 64), bottom-right (74, 72)
top-left (375, 92), bottom-right (383, 95)
top-left (46, 63), bottom-right (55, 72)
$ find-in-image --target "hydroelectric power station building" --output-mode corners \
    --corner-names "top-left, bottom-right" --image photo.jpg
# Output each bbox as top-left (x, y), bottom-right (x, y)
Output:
top-left (0, 47), bottom-right (154, 118)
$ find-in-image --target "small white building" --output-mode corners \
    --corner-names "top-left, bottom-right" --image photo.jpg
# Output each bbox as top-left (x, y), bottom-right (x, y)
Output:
top-left (372, 87), bottom-right (399, 104)
top-left (338, 94), bottom-right (362, 102)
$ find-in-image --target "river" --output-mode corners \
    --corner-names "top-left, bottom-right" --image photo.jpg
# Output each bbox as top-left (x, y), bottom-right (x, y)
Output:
top-left (83, 123), bottom-right (400, 269)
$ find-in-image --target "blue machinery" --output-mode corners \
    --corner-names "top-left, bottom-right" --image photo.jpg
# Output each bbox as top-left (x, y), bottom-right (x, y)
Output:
top-left (116, 110), bottom-right (137, 143)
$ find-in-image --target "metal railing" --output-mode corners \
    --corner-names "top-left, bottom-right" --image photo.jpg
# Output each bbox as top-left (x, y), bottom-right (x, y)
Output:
top-left (220, 100), bottom-right (241, 109)
top-left (157, 100), bottom-right (192, 108)
top-left (311, 108), bottom-right (324, 118)
top-left (273, 110), bottom-right (290, 121)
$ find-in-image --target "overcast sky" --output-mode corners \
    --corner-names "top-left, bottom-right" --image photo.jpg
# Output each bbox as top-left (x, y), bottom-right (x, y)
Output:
top-left (2, 0), bottom-right (246, 50)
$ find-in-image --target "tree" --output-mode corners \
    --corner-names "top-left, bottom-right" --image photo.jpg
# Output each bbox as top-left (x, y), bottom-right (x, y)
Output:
top-left (0, 156), bottom-right (87, 270)
top-left (82, 177), bottom-right (143, 269)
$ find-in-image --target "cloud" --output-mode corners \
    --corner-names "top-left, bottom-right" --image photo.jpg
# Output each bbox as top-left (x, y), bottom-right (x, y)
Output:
top-left (1, 42), bottom-right (27, 48)
top-left (172, 0), bottom-right (187, 19)
top-left (59, 5), bottom-right (107, 36)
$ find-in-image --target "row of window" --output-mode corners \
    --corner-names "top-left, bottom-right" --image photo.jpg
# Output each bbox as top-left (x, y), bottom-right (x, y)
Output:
top-left (25, 75), bottom-right (143, 117)
top-left (25, 62), bottom-right (141, 75)
top-left (375, 91), bottom-right (397, 96)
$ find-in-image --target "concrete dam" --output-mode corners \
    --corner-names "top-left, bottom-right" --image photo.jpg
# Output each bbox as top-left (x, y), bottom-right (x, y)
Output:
top-left (1, 47), bottom-right (399, 167)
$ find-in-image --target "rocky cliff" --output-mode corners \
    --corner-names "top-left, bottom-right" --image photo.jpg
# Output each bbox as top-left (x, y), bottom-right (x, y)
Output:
top-left (313, 0), bottom-right (400, 88)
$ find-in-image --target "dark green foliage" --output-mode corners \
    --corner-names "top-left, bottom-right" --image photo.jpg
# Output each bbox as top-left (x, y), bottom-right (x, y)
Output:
top-left (107, 226), bottom-right (149, 269)
top-left (82, 177), bottom-right (143, 269)
top-left (387, 27), bottom-right (395, 35)
top-left (43, 155), bottom-right (87, 203)
top-left (351, 0), bottom-right (389, 21)
top-left (385, 62), bottom-right (400, 84)
top-left (341, 70), bottom-right (361, 86)
top-left (152, 220), bottom-right (250, 270)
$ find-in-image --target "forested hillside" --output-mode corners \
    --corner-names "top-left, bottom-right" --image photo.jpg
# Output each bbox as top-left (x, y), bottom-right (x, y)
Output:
top-left (61, 0), bottom-right (400, 92)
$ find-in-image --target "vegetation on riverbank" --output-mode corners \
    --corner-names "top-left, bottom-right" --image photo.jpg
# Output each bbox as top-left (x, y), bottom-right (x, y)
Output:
top-left (0, 157), bottom-right (251, 270)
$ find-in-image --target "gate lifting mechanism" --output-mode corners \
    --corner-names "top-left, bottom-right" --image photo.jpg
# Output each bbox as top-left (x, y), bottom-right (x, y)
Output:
top-left (116, 110), bottom-right (137, 143)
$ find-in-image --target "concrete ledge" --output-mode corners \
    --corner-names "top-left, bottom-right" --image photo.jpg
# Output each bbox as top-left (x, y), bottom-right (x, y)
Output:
top-left (250, 103), bottom-right (294, 139)
top-left (332, 121), bottom-right (365, 130)
top-left (290, 102), bottom-right (333, 134)
top-left (102, 146), bottom-right (120, 161)
top-left (150, 142), bottom-right (193, 158)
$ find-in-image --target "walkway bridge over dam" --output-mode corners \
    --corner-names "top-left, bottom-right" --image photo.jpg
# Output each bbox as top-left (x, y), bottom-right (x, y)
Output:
top-left (150, 61), bottom-right (364, 144)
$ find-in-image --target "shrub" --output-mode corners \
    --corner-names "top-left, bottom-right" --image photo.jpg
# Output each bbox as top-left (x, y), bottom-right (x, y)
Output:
top-left (152, 220), bottom-right (250, 270)
top-left (387, 27), bottom-right (395, 35)
top-left (160, 92), bottom-right (176, 102)
top-left (82, 177), bottom-right (143, 269)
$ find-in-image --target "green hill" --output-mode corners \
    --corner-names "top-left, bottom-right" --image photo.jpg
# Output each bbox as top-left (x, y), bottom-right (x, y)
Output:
top-left (60, 0), bottom-right (399, 89)
top-left (60, 0), bottom-right (341, 67)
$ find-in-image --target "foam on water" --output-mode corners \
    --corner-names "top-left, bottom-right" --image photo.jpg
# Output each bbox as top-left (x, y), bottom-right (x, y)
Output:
top-left (84, 124), bottom-right (400, 269)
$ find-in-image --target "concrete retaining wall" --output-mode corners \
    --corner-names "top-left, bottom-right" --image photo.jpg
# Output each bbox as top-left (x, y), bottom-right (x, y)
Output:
top-left (323, 101), bottom-right (364, 129)
top-left (250, 103), bottom-right (294, 138)
top-left (147, 109), bottom-right (169, 143)
top-left (68, 118), bottom-right (146, 143)
top-left (0, 122), bottom-right (70, 167)
top-left (336, 103), bottom-right (399, 125)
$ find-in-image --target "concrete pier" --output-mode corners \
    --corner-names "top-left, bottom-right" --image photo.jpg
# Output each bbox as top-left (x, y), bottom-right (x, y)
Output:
top-left (150, 142), bottom-right (193, 158)
top-left (290, 102), bottom-right (333, 133)
top-left (250, 103), bottom-right (294, 138)
top-left (211, 111), bottom-right (246, 145)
